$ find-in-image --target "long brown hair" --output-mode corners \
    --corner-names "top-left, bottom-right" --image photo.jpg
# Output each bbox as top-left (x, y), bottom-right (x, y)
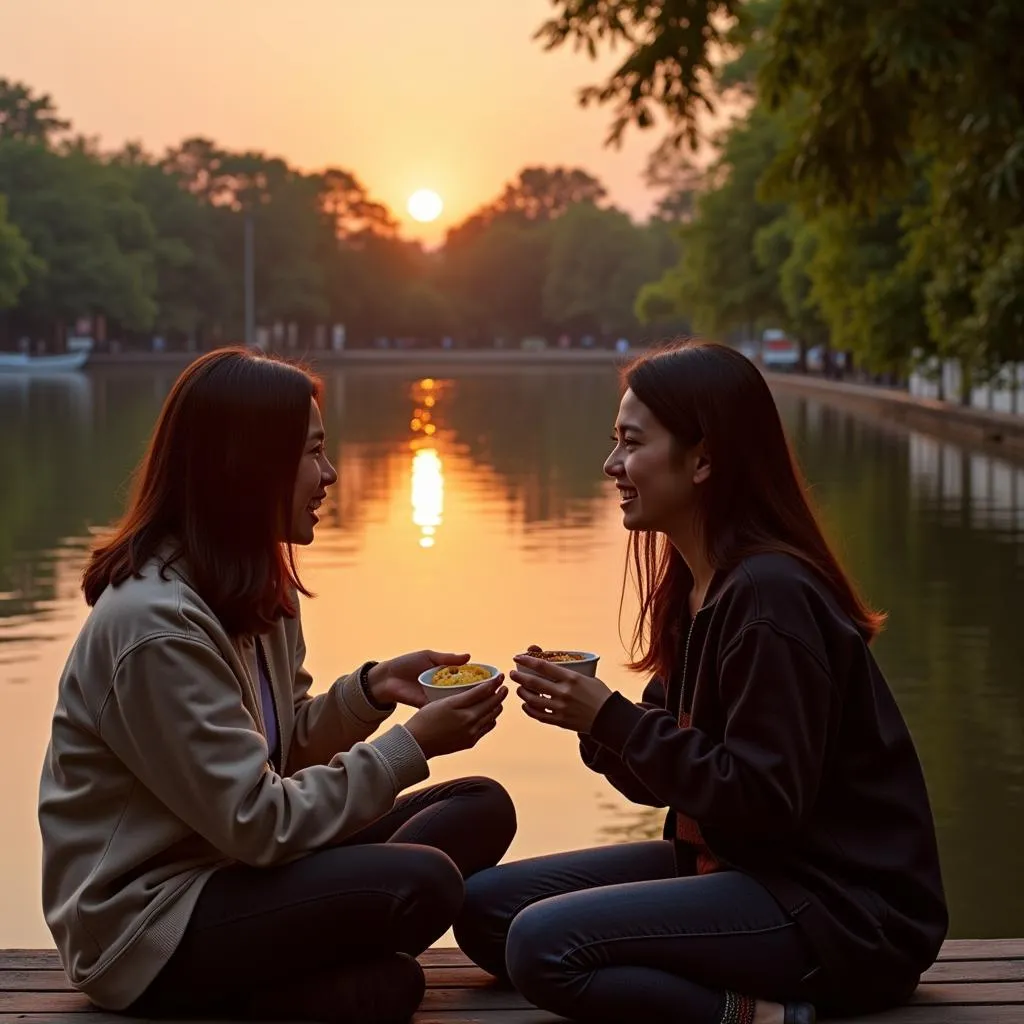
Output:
top-left (83, 347), bottom-right (322, 635)
top-left (622, 340), bottom-right (885, 681)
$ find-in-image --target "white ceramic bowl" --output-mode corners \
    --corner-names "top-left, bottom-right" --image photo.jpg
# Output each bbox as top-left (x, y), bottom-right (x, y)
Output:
top-left (517, 650), bottom-right (600, 677)
top-left (418, 663), bottom-right (501, 703)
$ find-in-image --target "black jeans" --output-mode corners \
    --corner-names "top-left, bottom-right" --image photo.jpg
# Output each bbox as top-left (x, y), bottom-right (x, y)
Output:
top-left (129, 776), bottom-right (516, 1017)
top-left (454, 840), bottom-right (820, 1024)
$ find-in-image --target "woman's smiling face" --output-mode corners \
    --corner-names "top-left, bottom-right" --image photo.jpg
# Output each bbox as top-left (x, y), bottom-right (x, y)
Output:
top-left (289, 398), bottom-right (337, 544)
top-left (603, 388), bottom-right (706, 534)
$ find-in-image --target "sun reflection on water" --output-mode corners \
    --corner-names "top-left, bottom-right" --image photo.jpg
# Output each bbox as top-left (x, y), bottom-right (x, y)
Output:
top-left (408, 378), bottom-right (449, 549)
top-left (411, 447), bottom-right (444, 548)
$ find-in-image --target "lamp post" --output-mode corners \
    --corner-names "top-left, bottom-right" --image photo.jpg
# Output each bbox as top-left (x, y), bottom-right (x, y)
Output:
top-left (244, 211), bottom-right (255, 348)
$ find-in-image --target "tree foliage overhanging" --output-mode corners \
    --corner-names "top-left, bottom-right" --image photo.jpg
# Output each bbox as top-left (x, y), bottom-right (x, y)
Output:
top-left (543, 0), bottom-right (1024, 394)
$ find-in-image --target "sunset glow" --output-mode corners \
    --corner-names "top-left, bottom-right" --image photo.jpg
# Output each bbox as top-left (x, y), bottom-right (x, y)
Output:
top-left (0, 0), bottom-right (655, 245)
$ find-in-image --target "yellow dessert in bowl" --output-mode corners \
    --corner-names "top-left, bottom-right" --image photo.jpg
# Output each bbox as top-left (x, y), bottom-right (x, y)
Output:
top-left (431, 664), bottom-right (493, 687)
top-left (419, 662), bottom-right (500, 702)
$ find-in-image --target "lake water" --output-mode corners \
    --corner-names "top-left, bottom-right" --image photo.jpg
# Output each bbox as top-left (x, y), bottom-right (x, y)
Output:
top-left (2, 364), bottom-right (1023, 949)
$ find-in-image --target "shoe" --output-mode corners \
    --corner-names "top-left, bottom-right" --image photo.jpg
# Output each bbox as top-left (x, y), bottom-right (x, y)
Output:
top-left (246, 952), bottom-right (426, 1024)
top-left (784, 1002), bottom-right (817, 1024)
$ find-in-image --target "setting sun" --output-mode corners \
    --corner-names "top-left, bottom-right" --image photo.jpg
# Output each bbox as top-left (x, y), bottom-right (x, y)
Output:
top-left (407, 188), bottom-right (444, 223)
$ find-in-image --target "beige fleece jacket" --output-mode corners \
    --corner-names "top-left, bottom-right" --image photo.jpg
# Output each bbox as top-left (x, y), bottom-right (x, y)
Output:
top-left (38, 556), bottom-right (429, 1010)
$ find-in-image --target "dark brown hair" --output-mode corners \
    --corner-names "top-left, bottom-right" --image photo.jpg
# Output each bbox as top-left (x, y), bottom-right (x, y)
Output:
top-left (83, 347), bottom-right (322, 635)
top-left (621, 339), bottom-right (885, 681)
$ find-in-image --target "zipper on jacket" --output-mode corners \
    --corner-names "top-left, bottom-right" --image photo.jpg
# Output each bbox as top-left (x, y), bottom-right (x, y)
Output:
top-left (677, 608), bottom-right (702, 719)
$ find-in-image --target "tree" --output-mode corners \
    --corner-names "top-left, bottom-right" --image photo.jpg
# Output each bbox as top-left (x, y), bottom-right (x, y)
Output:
top-left (753, 209), bottom-right (828, 355)
top-left (538, 0), bottom-right (1024, 389)
top-left (544, 202), bottom-right (673, 337)
top-left (803, 202), bottom-right (930, 376)
top-left (760, 2), bottom-right (1023, 392)
top-left (454, 167), bottom-right (607, 238)
top-left (488, 166), bottom-right (606, 222)
top-left (0, 79), bottom-right (69, 146)
top-left (0, 140), bottom-right (159, 334)
top-left (113, 145), bottom-right (228, 342)
top-left (535, 1), bottom-right (742, 147)
top-left (637, 106), bottom-right (787, 337)
top-left (316, 168), bottom-right (397, 240)
top-left (441, 218), bottom-right (552, 341)
top-left (0, 193), bottom-right (39, 309)
top-left (439, 166), bottom-right (613, 343)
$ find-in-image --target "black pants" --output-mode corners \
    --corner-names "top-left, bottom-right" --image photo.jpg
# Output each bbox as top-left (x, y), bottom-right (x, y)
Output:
top-left (454, 840), bottom-right (820, 1024)
top-left (129, 776), bottom-right (516, 1017)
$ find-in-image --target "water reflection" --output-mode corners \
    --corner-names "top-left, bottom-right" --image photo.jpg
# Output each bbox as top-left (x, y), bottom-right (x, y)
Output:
top-left (1, 370), bottom-right (1023, 945)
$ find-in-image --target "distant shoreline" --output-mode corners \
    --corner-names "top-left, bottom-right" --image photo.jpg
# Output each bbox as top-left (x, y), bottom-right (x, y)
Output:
top-left (86, 347), bottom-right (627, 367)
top-left (764, 372), bottom-right (1024, 460)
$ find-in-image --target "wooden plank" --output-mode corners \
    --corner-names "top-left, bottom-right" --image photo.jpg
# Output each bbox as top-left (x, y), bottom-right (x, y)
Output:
top-left (3, 944), bottom-right (1024, 1024)
top-left (840, 1009), bottom-right (1024, 1024)
top-left (0, 948), bottom-right (481, 971)
top-left (937, 938), bottom-right (1024, 960)
top-left (0, 987), bottom-right (536, 1015)
top-left (8, 961), bottom-right (1024, 992)
top-left (4, 1012), bottom-right (1024, 1024)
top-left (0, 1017), bottom-right (237, 1024)
top-left (0, 949), bottom-right (59, 969)
top-left (921, 959), bottom-right (1024, 983)
top-left (1, 1007), bottom-right (1024, 1024)
top-left (0, 989), bottom-right (93, 1011)
top-left (8, 960), bottom-right (1024, 990)
top-left (4, 982), bottom-right (1023, 1015)
top-left (0, 968), bottom-right (71, 991)
top-left (416, 1014), bottom-right (563, 1024)
top-left (4, 938), bottom-right (1022, 971)
top-left (0, 1017), bottom-right (566, 1024)
top-left (0, 966), bottom-right (497, 993)
top-left (907, 981), bottom-right (1024, 1005)
top-left (427, 967), bottom-right (500, 988)
top-left (419, 949), bottom-right (477, 967)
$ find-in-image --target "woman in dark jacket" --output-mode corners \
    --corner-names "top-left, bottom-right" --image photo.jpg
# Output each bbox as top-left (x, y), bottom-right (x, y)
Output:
top-left (454, 341), bottom-right (947, 1024)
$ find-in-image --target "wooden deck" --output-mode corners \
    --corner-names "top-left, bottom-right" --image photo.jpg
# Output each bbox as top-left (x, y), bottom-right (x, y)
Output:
top-left (2, 941), bottom-right (1022, 1023)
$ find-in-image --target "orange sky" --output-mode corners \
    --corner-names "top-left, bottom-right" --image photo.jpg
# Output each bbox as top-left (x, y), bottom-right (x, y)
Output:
top-left (0, 0), bottom-right (664, 244)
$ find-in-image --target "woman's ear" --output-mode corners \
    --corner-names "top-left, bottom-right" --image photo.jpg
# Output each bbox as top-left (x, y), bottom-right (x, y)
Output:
top-left (692, 440), bottom-right (711, 486)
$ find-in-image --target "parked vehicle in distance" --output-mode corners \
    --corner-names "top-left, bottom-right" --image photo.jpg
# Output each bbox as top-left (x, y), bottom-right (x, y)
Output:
top-left (760, 329), bottom-right (801, 370)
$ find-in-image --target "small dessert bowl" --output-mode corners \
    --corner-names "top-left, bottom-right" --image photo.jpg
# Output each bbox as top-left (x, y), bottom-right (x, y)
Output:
top-left (418, 662), bottom-right (502, 703)
top-left (516, 647), bottom-right (600, 677)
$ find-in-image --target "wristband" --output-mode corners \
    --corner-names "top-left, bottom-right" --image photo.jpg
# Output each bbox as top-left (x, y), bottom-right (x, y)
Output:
top-left (359, 660), bottom-right (394, 711)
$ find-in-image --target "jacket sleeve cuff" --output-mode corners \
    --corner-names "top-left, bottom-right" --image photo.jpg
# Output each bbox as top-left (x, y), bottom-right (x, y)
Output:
top-left (339, 670), bottom-right (394, 726)
top-left (369, 724), bottom-right (430, 792)
top-left (588, 690), bottom-right (646, 756)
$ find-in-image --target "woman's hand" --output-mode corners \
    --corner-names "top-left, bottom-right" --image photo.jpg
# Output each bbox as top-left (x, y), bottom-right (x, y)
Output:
top-left (511, 654), bottom-right (614, 734)
top-left (367, 651), bottom-right (470, 708)
top-left (405, 677), bottom-right (508, 759)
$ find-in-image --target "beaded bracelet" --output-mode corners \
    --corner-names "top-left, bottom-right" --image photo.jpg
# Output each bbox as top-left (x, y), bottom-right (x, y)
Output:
top-left (719, 990), bottom-right (756, 1024)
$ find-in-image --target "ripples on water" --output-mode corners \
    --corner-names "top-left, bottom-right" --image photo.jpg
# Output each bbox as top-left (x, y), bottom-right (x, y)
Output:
top-left (1, 366), bottom-right (1022, 945)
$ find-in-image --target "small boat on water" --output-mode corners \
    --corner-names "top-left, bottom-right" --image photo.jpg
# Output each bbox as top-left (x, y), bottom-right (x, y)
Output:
top-left (0, 349), bottom-right (90, 373)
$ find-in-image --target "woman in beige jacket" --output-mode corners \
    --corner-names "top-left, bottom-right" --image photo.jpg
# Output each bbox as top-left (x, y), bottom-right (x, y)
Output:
top-left (38, 347), bottom-right (515, 1024)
